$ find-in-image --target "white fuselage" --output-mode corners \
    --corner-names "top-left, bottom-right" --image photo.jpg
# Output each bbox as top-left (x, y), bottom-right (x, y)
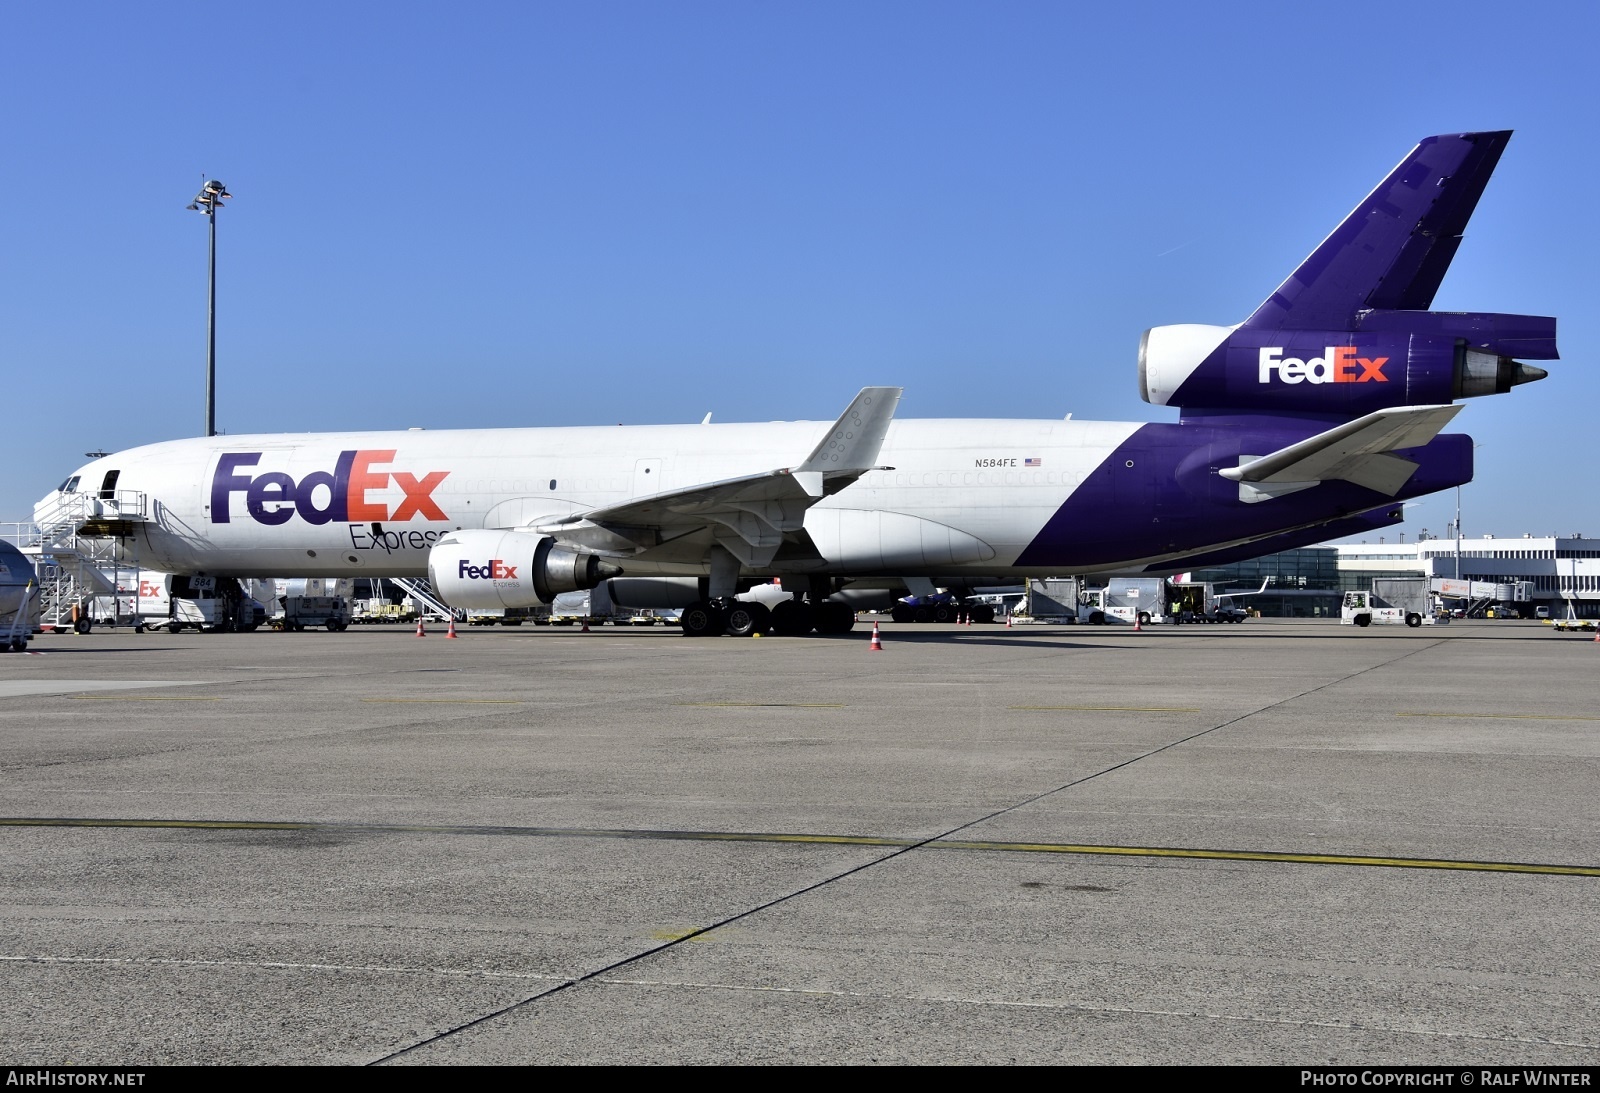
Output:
top-left (40, 417), bottom-right (1143, 581)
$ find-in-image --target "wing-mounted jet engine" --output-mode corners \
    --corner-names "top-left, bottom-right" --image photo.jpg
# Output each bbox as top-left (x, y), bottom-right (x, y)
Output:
top-left (1137, 131), bottom-right (1557, 419)
top-left (428, 530), bottom-right (623, 609)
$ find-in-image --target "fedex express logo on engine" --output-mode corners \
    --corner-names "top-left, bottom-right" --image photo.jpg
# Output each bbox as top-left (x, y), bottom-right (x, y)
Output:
top-left (1258, 347), bottom-right (1388, 385)
top-left (212, 450), bottom-right (449, 525)
top-left (458, 559), bottom-right (518, 580)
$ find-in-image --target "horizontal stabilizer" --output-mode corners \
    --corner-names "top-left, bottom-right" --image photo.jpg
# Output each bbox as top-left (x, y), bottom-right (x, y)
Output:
top-left (1220, 403), bottom-right (1462, 502)
top-left (1245, 132), bottom-right (1511, 330)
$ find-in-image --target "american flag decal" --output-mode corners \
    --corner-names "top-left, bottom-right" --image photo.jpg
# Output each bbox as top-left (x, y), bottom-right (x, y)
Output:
top-left (1024, 457), bottom-right (1041, 467)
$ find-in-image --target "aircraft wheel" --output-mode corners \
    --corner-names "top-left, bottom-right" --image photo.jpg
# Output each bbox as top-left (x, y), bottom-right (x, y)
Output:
top-left (770, 600), bottom-right (815, 636)
top-left (912, 605), bottom-right (933, 623)
top-left (1405, 613), bottom-right (1422, 628)
top-left (932, 603), bottom-right (954, 623)
top-left (890, 604), bottom-right (913, 624)
top-left (680, 601), bottom-right (726, 637)
top-left (813, 602), bottom-right (856, 634)
top-left (972, 604), bottom-right (996, 624)
top-left (725, 601), bottom-right (771, 637)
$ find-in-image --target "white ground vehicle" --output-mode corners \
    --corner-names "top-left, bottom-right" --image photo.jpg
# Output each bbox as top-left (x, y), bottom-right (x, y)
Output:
top-left (1079, 578), bottom-right (1169, 625)
top-left (142, 576), bottom-right (267, 633)
top-left (282, 595), bottom-right (350, 631)
top-left (1341, 590), bottom-right (1426, 628)
top-left (81, 569), bottom-right (174, 631)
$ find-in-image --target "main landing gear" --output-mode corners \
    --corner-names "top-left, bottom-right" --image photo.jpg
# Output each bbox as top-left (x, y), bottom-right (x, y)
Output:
top-left (680, 597), bottom-right (855, 637)
top-left (680, 599), bottom-right (777, 638)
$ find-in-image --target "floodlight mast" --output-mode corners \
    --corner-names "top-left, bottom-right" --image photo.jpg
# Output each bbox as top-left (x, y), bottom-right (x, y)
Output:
top-left (186, 178), bottom-right (232, 437)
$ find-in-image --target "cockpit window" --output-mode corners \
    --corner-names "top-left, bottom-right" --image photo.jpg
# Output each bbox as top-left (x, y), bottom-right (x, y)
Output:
top-left (58, 476), bottom-right (80, 493)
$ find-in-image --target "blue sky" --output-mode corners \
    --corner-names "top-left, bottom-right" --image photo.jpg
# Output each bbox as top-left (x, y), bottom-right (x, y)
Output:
top-left (3, 1), bottom-right (1595, 540)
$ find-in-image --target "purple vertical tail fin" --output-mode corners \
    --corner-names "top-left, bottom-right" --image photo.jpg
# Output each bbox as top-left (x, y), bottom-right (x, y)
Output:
top-left (1242, 131), bottom-right (1512, 331)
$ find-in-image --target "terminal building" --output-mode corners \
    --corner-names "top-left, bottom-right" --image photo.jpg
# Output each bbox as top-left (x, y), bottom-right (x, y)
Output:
top-left (1190, 535), bottom-right (1600, 619)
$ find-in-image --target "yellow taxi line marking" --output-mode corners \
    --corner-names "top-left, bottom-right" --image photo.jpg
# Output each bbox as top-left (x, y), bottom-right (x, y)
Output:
top-left (361, 698), bottom-right (522, 705)
top-left (1398, 712), bottom-right (1600, 722)
top-left (3, 817), bottom-right (1595, 877)
top-left (1008, 705), bottom-right (1201, 713)
top-left (925, 842), bottom-right (1600, 876)
top-left (677, 703), bottom-right (847, 708)
top-left (67, 696), bottom-right (221, 702)
top-left (649, 929), bottom-right (711, 944)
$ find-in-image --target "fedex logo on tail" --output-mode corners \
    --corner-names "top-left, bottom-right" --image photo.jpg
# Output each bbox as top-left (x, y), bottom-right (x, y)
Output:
top-left (458, 559), bottom-right (518, 580)
top-left (1259, 347), bottom-right (1388, 385)
top-left (212, 450), bottom-right (450, 525)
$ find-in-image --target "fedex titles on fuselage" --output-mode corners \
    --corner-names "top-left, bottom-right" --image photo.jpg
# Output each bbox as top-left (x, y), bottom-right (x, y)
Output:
top-left (212, 449), bottom-right (452, 551)
top-left (1258, 346), bottom-right (1388, 385)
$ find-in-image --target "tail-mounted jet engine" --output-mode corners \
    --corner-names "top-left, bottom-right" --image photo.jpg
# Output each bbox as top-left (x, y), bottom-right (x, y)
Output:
top-left (1136, 128), bottom-right (1559, 417)
top-left (1139, 311), bottom-right (1555, 416)
top-left (427, 530), bottom-right (623, 610)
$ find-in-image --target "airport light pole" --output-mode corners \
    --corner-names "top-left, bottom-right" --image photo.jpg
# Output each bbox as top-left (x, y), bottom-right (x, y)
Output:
top-left (186, 178), bottom-right (232, 437)
top-left (1454, 486), bottom-right (1462, 579)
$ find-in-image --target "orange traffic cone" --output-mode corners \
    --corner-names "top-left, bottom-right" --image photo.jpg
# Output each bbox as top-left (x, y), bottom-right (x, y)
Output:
top-left (1005, 614), bottom-right (1013, 629)
top-left (869, 621), bottom-right (883, 651)
top-left (446, 618), bottom-right (458, 639)
top-left (580, 620), bottom-right (590, 632)
top-left (415, 618), bottom-right (426, 638)
top-left (1133, 615), bottom-right (1142, 631)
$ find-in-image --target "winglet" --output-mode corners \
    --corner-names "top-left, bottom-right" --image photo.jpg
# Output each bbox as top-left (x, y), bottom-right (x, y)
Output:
top-left (797, 387), bottom-right (902, 476)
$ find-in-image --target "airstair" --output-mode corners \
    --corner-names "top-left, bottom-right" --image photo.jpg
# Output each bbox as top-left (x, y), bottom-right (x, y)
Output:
top-left (12, 489), bottom-right (147, 630)
top-left (390, 576), bottom-right (462, 621)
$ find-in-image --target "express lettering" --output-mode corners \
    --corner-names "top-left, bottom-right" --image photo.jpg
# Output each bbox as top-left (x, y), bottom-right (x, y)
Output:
top-left (211, 450), bottom-right (450, 525)
top-left (348, 526), bottom-right (449, 553)
top-left (458, 559), bottom-right (518, 580)
top-left (1258, 347), bottom-right (1388, 385)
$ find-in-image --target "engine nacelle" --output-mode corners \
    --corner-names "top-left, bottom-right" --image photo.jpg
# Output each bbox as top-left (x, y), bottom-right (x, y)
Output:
top-left (604, 578), bottom-right (703, 609)
top-left (1139, 311), bottom-right (1555, 414)
top-left (427, 530), bottom-right (623, 609)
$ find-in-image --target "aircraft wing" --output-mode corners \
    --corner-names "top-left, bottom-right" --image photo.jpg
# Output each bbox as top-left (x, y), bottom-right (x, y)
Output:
top-left (573, 387), bottom-right (902, 565)
top-left (1220, 403), bottom-right (1462, 502)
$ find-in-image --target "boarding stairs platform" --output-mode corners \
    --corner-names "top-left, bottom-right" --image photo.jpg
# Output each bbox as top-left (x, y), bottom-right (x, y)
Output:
top-left (9, 490), bottom-right (147, 630)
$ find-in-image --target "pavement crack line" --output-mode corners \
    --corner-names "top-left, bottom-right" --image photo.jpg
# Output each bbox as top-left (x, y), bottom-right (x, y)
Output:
top-left (368, 635), bottom-right (1457, 1064)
